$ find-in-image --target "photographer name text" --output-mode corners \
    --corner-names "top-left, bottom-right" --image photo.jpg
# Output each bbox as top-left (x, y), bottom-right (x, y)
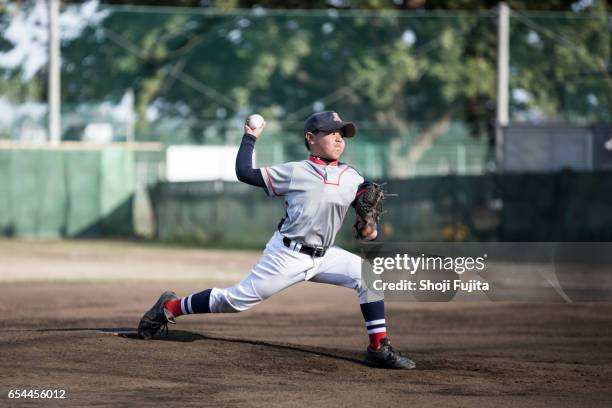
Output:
top-left (373, 279), bottom-right (489, 292)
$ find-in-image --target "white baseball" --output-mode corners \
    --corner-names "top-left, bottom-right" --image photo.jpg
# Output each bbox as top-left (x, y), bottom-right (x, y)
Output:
top-left (247, 114), bottom-right (265, 129)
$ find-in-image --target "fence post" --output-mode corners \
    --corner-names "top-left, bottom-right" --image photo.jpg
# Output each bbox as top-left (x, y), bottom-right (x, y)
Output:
top-left (496, 2), bottom-right (510, 169)
top-left (48, 0), bottom-right (61, 144)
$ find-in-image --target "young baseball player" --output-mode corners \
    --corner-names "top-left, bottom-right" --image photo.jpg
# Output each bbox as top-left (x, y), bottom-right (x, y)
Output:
top-left (138, 111), bottom-right (415, 369)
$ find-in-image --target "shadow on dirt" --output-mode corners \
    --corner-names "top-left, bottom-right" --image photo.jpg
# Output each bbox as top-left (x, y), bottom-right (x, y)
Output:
top-left (158, 329), bottom-right (365, 366)
top-left (34, 327), bottom-right (365, 366)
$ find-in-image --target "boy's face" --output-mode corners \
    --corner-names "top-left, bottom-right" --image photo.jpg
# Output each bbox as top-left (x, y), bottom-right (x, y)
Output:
top-left (306, 129), bottom-right (346, 160)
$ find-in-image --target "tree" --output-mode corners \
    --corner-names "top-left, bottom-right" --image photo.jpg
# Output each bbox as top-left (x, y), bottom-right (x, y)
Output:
top-left (1, 0), bottom-right (609, 176)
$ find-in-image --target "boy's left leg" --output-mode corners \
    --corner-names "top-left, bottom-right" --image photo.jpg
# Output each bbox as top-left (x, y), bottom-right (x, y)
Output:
top-left (309, 246), bottom-right (415, 369)
top-left (138, 231), bottom-right (313, 339)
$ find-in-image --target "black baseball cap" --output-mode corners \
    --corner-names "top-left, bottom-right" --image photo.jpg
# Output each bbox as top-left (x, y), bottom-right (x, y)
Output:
top-left (303, 111), bottom-right (357, 138)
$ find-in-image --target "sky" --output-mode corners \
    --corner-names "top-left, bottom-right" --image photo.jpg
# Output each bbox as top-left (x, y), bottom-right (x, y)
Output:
top-left (0, 0), bottom-right (108, 80)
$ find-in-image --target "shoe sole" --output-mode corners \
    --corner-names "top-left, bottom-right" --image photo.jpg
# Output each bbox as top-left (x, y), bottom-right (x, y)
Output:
top-left (137, 291), bottom-right (178, 339)
top-left (364, 356), bottom-right (416, 370)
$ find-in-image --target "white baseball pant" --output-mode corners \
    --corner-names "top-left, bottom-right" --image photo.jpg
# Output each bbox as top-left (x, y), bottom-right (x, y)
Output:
top-left (209, 231), bottom-right (383, 313)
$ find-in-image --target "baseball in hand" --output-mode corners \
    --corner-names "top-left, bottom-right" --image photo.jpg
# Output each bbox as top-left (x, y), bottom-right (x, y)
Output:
top-left (247, 114), bottom-right (265, 129)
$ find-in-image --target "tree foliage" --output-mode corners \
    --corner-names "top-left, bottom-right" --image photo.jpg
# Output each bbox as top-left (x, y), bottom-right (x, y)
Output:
top-left (1, 0), bottom-right (609, 153)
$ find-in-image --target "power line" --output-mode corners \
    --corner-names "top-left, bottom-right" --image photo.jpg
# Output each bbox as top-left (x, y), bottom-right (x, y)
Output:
top-left (103, 27), bottom-right (238, 111)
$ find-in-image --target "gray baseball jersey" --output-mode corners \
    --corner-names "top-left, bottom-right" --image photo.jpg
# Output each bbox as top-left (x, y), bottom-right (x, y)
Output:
top-left (260, 155), bottom-right (364, 248)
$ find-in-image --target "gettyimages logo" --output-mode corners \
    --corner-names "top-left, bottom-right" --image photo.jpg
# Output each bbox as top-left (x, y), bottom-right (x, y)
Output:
top-left (367, 253), bottom-right (490, 298)
top-left (360, 242), bottom-right (612, 303)
top-left (371, 253), bottom-right (488, 275)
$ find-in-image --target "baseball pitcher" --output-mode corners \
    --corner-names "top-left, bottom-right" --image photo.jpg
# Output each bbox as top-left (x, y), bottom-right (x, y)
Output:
top-left (138, 111), bottom-right (415, 369)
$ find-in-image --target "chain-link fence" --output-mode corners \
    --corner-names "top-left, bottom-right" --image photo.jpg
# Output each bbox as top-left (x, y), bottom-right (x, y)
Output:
top-left (1, 5), bottom-right (608, 178)
top-left (149, 170), bottom-right (612, 246)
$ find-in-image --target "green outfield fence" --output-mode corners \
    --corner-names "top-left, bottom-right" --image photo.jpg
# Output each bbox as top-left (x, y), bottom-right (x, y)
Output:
top-left (0, 142), bottom-right (162, 238)
top-left (149, 170), bottom-right (612, 248)
top-left (0, 5), bottom-right (610, 243)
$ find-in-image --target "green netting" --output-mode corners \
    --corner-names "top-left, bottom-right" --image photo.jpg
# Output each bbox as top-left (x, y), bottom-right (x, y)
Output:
top-left (1, 6), bottom-right (610, 244)
top-left (509, 11), bottom-right (611, 124)
top-left (64, 150), bottom-right (102, 236)
top-left (0, 147), bottom-right (137, 238)
top-left (150, 171), bottom-right (612, 246)
top-left (150, 182), bottom-right (284, 247)
top-left (4, 7), bottom-right (607, 179)
top-left (2, 7), bottom-right (609, 178)
top-left (33, 150), bottom-right (68, 237)
top-left (0, 151), bottom-right (10, 233)
top-left (100, 148), bottom-right (136, 235)
top-left (7, 150), bottom-right (66, 237)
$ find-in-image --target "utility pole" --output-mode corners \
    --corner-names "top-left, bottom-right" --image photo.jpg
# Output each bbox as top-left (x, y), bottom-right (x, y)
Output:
top-left (48, 0), bottom-right (61, 144)
top-left (496, 2), bottom-right (510, 168)
top-left (126, 88), bottom-right (135, 142)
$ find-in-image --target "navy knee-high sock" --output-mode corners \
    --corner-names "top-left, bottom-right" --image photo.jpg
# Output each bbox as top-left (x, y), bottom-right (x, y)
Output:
top-left (360, 300), bottom-right (387, 349)
top-left (164, 289), bottom-right (212, 317)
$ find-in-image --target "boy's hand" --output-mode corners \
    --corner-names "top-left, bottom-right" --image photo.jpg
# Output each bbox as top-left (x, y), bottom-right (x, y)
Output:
top-left (244, 121), bottom-right (267, 139)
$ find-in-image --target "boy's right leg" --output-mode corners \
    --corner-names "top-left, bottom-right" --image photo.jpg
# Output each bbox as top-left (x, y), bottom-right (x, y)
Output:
top-left (311, 246), bottom-right (415, 369)
top-left (138, 232), bottom-right (313, 339)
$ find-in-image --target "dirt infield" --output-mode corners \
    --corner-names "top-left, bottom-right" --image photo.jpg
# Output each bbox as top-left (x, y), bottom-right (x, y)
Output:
top-left (1, 240), bottom-right (611, 407)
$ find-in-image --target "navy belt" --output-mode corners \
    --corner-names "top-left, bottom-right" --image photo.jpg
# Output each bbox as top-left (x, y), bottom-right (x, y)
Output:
top-left (282, 237), bottom-right (327, 257)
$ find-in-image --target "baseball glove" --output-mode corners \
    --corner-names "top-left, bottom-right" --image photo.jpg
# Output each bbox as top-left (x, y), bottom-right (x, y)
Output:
top-left (353, 182), bottom-right (385, 239)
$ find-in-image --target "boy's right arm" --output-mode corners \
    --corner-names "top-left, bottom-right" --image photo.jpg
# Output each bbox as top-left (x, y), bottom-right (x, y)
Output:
top-left (239, 120), bottom-right (293, 197)
top-left (235, 133), bottom-right (266, 187)
top-left (235, 120), bottom-right (267, 187)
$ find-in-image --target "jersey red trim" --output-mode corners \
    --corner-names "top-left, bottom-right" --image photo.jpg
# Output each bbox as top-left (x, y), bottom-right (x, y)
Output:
top-left (308, 155), bottom-right (339, 167)
top-left (311, 164), bottom-right (350, 186)
top-left (263, 167), bottom-right (278, 196)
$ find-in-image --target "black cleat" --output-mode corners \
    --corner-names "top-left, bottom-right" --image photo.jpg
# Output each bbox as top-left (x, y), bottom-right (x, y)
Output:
top-left (364, 338), bottom-right (416, 369)
top-left (137, 291), bottom-right (178, 340)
